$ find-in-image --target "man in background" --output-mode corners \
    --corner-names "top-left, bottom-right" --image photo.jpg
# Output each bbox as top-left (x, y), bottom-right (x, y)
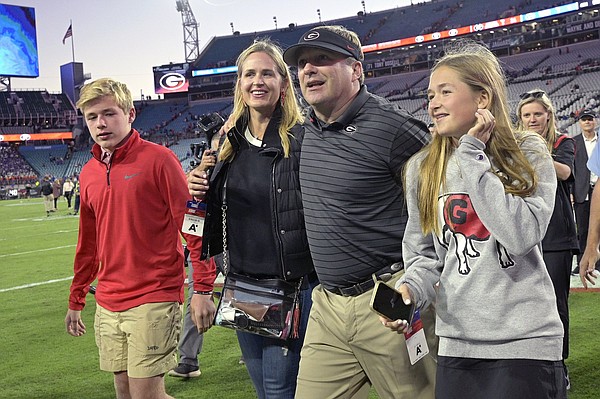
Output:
top-left (40, 175), bottom-right (53, 216)
top-left (572, 109), bottom-right (599, 274)
top-left (169, 132), bottom-right (222, 379)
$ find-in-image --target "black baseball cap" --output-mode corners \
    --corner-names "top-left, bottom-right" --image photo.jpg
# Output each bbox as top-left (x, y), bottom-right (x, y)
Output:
top-left (283, 27), bottom-right (363, 66)
top-left (580, 109), bottom-right (597, 119)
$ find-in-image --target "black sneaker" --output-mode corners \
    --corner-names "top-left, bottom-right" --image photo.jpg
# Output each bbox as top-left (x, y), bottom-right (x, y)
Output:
top-left (168, 364), bottom-right (201, 378)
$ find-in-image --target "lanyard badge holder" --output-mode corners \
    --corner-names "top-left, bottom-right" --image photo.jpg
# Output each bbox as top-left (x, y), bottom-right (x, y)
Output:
top-left (182, 200), bottom-right (206, 237)
top-left (404, 309), bottom-right (430, 365)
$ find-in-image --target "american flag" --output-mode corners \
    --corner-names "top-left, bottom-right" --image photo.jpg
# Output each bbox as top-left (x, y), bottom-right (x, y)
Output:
top-left (62, 24), bottom-right (72, 44)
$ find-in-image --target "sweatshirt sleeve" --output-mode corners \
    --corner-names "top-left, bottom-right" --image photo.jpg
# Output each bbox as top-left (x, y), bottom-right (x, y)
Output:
top-left (399, 155), bottom-right (443, 310)
top-left (455, 134), bottom-right (557, 256)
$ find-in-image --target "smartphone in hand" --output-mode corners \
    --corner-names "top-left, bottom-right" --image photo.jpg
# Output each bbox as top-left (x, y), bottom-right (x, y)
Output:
top-left (370, 281), bottom-right (415, 324)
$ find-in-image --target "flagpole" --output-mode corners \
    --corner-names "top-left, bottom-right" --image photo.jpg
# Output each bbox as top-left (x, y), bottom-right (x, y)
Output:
top-left (70, 19), bottom-right (75, 63)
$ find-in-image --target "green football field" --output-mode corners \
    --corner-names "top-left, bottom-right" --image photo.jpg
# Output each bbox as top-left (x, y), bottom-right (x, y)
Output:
top-left (1, 197), bottom-right (598, 398)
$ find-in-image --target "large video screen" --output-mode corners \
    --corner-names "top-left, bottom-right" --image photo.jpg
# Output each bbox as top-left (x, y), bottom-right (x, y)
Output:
top-left (153, 63), bottom-right (190, 94)
top-left (0, 3), bottom-right (39, 78)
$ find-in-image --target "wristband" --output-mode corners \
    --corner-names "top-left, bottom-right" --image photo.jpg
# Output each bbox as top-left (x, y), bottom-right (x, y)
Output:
top-left (193, 290), bottom-right (213, 296)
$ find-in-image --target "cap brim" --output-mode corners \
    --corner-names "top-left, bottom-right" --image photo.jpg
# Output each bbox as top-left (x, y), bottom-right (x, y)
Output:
top-left (580, 110), bottom-right (597, 119)
top-left (283, 42), bottom-right (355, 66)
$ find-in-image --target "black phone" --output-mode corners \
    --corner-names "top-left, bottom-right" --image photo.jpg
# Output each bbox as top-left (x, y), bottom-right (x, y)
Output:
top-left (369, 281), bottom-right (415, 323)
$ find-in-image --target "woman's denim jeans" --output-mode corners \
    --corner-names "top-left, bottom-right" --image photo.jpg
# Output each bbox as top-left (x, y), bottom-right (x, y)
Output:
top-left (236, 278), bottom-right (315, 399)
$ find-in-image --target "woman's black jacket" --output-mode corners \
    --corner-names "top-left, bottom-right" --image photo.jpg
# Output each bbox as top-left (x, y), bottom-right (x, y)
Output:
top-left (200, 113), bottom-right (314, 281)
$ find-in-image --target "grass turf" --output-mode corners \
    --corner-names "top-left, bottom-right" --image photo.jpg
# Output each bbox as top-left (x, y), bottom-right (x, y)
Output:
top-left (1, 198), bottom-right (598, 398)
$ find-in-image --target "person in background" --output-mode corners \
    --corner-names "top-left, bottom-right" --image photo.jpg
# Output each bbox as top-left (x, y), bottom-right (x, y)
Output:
top-left (72, 177), bottom-right (80, 216)
top-left (63, 177), bottom-right (74, 209)
top-left (187, 39), bottom-right (316, 399)
top-left (169, 131), bottom-right (222, 379)
top-left (52, 177), bottom-right (62, 210)
top-left (516, 88), bottom-right (577, 389)
top-left (572, 109), bottom-right (599, 274)
top-left (283, 25), bottom-right (436, 398)
top-left (578, 126), bottom-right (600, 288)
top-left (168, 247), bottom-right (217, 378)
top-left (41, 175), bottom-right (53, 216)
top-left (64, 78), bottom-right (214, 399)
top-left (383, 41), bottom-right (566, 399)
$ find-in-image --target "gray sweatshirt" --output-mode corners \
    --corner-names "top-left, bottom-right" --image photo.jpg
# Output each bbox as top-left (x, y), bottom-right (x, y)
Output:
top-left (401, 134), bottom-right (563, 361)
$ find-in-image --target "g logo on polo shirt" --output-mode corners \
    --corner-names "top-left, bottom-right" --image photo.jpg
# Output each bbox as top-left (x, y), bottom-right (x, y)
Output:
top-left (304, 31), bottom-right (320, 41)
top-left (344, 125), bottom-right (357, 133)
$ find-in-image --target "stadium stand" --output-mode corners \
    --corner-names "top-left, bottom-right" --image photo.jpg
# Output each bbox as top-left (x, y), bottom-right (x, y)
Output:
top-left (0, 90), bottom-right (76, 129)
top-left (18, 145), bottom-right (69, 179)
top-left (0, 144), bottom-right (37, 185)
top-left (2, 0), bottom-right (600, 196)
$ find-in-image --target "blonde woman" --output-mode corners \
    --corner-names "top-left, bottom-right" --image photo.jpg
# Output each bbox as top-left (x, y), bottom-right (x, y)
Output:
top-left (516, 89), bottom-right (577, 388)
top-left (187, 39), bottom-right (316, 399)
top-left (382, 42), bottom-right (566, 399)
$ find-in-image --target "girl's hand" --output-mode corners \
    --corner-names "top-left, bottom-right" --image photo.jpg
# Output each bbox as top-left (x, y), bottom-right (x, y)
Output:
top-left (379, 283), bottom-right (414, 334)
top-left (467, 108), bottom-right (495, 144)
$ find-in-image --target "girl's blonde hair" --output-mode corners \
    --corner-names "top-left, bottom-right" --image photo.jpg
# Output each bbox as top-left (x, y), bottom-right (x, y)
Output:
top-left (416, 41), bottom-right (540, 235)
top-left (219, 39), bottom-right (303, 161)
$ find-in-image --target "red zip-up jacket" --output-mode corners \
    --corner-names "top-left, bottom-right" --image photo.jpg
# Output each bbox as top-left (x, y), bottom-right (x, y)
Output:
top-left (68, 130), bottom-right (215, 312)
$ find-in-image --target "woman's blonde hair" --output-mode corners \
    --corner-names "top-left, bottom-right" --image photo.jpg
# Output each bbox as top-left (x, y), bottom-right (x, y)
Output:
top-left (415, 41), bottom-right (540, 235)
top-left (219, 39), bottom-right (303, 161)
top-left (516, 89), bottom-right (559, 152)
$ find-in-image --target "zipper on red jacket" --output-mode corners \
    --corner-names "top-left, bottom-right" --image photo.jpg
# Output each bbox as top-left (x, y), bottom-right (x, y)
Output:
top-left (105, 158), bottom-right (112, 186)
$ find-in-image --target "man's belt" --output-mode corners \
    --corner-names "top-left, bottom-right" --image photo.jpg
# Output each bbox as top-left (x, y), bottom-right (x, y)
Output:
top-left (327, 263), bottom-right (403, 297)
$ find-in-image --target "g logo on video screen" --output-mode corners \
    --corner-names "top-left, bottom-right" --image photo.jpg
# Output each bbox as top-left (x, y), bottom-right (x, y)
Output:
top-left (153, 63), bottom-right (190, 94)
top-left (160, 73), bottom-right (186, 91)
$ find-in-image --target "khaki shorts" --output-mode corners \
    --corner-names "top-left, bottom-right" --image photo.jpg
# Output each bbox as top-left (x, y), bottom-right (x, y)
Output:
top-left (94, 302), bottom-right (182, 378)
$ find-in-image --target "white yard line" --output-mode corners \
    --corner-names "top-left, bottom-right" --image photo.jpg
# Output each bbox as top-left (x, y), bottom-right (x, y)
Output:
top-left (0, 276), bottom-right (73, 293)
top-left (0, 244), bottom-right (76, 258)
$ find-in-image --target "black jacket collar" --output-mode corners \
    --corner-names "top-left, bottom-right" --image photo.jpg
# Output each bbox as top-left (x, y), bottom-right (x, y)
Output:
top-left (227, 106), bottom-right (284, 154)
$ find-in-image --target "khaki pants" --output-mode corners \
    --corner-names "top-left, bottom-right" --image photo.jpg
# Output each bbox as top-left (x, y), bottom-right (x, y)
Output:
top-left (43, 194), bottom-right (54, 212)
top-left (296, 272), bottom-right (437, 399)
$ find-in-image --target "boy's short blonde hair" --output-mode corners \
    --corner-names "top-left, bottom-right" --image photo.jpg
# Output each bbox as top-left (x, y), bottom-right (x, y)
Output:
top-left (76, 78), bottom-right (133, 114)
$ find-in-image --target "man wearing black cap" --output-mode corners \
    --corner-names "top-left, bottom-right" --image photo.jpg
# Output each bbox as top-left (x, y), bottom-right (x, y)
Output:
top-left (576, 110), bottom-right (600, 288)
top-left (284, 25), bottom-right (436, 398)
top-left (572, 109), bottom-right (599, 274)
